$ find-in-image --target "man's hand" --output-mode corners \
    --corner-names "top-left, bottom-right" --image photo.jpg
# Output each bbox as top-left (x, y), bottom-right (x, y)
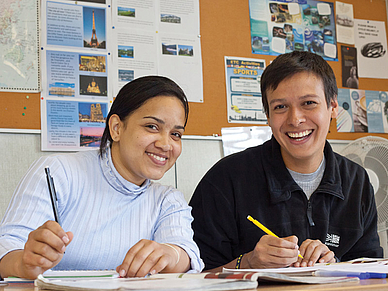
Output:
top-left (292, 239), bottom-right (335, 267)
top-left (244, 235), bottom-right (300, 269)
top-left (0, 220), bottom-right (73, 280)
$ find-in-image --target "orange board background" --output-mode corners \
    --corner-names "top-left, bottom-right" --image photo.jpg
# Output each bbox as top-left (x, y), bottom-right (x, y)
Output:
top-left (1, 0), bottom-right (388, 140)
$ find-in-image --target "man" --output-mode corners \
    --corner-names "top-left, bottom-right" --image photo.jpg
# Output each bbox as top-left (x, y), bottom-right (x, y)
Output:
top-left (189, 51), bottom-right (383, 271)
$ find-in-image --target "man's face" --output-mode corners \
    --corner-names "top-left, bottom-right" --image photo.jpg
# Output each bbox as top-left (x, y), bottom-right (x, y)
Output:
top-left (266, 72), bottom-right (338, 173)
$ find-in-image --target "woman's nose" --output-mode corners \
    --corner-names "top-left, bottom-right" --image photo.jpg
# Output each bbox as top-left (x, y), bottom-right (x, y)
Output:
top-left (155, 136), bottom-right (172, 151)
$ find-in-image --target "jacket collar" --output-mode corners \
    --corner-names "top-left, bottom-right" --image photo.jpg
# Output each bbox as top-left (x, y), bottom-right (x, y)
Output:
top-left (262, 136), bottom-right (344, 204)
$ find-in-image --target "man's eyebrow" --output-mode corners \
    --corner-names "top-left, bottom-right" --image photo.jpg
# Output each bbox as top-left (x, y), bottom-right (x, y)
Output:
top-left (143, 116), bottom-right (185, 130)
top-left (269, 98), bottom-right (286, 105)
top-left (269, 94), bottom-right (320, 105)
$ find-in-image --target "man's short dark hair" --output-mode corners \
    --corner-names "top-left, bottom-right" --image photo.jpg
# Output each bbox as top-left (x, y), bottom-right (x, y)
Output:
top-left (260, 51), bottom-right (338, 116)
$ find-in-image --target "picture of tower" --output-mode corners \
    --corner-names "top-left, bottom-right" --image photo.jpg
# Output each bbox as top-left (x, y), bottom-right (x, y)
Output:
top-left (83, 7), bottom-right (106, 49)
top-left (90, 10), bottom-right (99, 47)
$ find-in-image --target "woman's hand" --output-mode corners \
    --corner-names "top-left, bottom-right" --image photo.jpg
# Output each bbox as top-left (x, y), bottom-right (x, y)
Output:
top-left (0, 220), bottom-right (73, 280)
top-left (117, 239), bottom-right (190, 277)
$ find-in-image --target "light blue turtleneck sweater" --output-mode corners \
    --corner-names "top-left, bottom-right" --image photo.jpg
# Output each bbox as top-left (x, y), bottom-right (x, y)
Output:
top-left (0, 148), bottom-right (203, 272)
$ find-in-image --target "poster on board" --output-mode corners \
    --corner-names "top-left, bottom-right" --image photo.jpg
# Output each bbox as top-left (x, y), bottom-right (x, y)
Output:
top-left (354, 19), bottom-right (388, 79)
top-left (335, 1), bottom-right (354, 45)
top-left (40, 0), bottom-right (111, 151)
top-left (249, 0), bottom-right (337, 61)
top-left (341, 46), bottom-right (358, 89)
top-left (40, 0), bottom-right (202, 151)
top-left (337, 88), bottom-right (388, 133)
top-left (225, 56), bottom-right (267, 124)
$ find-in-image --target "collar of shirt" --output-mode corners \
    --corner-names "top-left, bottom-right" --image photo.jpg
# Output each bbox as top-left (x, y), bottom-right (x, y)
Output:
top-left (99, 146), bottom-right (150, 197)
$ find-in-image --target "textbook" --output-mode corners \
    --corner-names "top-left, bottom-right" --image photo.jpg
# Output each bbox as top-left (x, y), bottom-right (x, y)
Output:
top-left (223, 257), bottom-right (388, 283)
top-left (153, 271), bottom-right (359, 284)
top-left (35, 272), bottom-right (259, 290)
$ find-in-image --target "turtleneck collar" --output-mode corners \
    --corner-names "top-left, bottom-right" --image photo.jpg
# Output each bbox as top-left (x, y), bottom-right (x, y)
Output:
top-left (99, 146), bottom-right (150, 197)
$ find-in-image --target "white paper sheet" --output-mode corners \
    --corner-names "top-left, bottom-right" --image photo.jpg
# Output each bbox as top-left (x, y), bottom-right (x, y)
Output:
top-left (355, 19), bottom-right (388, 79)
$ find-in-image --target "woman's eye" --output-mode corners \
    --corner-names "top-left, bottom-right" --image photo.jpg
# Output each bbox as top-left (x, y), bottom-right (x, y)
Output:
top-left (172, 132), bottom-right (182, 139)
top-left (146, 124), bottom-right (158, 130)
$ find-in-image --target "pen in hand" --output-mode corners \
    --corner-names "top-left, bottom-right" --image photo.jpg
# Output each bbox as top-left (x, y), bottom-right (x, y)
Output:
top-left (247, 215), bottom-right (304, 259)
top-left (45, 166), bottom-right (62, 226)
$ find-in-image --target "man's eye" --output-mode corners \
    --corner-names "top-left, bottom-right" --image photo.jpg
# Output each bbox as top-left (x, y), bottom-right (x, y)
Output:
top-left (305, 101), bottom-right (316, 105)
top-left (274, 104), bottom-right (285, 110)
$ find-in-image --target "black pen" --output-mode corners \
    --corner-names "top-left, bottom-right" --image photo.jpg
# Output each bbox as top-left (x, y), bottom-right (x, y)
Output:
top-left (45, 166), bottom-right (62, 226)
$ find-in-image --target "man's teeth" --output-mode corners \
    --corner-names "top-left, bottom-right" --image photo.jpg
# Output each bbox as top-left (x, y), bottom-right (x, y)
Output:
top-left (147, 153), bottom-right (166, 161)
top-left (288, 130), bottom-right (312, 139)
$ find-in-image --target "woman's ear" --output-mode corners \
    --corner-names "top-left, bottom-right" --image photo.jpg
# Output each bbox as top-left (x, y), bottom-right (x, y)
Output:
top-left (109, 114), bottom-right (122, 142)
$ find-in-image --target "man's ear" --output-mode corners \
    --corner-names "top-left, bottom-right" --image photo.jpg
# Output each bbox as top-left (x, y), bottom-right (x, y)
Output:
top-left (109, 114), bottom-right (123, 142)
top-left (266, 113), bottom-right (271, 127)
top-left (330, 97), bottom-right (339, 119)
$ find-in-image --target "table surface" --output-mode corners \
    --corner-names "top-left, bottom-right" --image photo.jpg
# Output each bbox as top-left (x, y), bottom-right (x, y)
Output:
top-left (2, 279), bottom-right (388, 291)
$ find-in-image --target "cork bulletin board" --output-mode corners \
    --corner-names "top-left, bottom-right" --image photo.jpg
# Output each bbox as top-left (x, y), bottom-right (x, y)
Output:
top-left (1, 0), bottom-right (388, 140)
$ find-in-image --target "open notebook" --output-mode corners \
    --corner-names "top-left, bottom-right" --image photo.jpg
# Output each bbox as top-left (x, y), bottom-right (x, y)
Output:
top-left (35, 272), bottom-right (259, 291)
top-left (33, 270), bottom-right (359, 290)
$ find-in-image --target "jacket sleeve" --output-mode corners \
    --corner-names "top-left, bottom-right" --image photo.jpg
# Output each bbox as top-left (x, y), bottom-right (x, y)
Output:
top-left (341, 179), bottom-right (383, 261)
top-left (189, 172), bottom-right (240, 270)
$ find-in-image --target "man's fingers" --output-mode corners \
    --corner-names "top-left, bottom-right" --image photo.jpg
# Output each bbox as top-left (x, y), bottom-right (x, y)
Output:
top-left (319, 250), bottom-right (335, 263)
top-left (298, 239), bottom-right (334, 267)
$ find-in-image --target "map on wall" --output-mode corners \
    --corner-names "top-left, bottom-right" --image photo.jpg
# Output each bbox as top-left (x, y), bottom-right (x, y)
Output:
top-left (0, 0), bottom-right (40, 92)
top-left (249, 0), bottom-right (337, 61)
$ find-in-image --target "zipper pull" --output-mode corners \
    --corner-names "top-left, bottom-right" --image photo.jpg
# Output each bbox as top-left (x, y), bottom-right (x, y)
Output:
top-left (307, 200), bottom-right (315, 226)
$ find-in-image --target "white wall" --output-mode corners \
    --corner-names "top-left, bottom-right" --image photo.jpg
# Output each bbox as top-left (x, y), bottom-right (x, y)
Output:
top-left (0, 133), bottom-right (224, 219)
top-left (2, 132), bottom-right (387, 255)
top-left (0, 131), bottom-right (348, 220)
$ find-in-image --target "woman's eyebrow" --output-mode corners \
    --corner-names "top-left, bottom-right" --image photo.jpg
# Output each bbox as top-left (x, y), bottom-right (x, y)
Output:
top-left (143, 116), bottom-right (164, 124)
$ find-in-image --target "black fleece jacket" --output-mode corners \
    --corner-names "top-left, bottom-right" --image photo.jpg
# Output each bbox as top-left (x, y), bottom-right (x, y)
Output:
top-left (189, 136), bottom-right (383, 270)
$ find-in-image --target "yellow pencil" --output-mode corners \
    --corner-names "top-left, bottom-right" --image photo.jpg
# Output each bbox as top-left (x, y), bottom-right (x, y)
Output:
top-left (247, 215), bottom-right (304, 259)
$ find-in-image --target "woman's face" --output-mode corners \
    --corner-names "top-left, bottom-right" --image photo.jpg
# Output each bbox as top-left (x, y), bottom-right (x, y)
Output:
top-left (109, 96), bottom-right (186, 185)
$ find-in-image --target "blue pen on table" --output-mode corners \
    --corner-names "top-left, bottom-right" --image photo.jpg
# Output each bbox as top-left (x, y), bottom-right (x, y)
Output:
top-left (313, 270), bottom-right (387, 279)
top-left (45, 166), bottom-right (62, 226)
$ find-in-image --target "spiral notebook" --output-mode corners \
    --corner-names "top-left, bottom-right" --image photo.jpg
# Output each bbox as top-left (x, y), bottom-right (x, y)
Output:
top-left (4, 270), bottom-right (119, 283)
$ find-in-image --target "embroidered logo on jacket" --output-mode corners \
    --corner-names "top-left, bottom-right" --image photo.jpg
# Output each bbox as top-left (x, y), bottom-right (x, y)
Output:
top-left (325, 233), bottom-right (340, 248)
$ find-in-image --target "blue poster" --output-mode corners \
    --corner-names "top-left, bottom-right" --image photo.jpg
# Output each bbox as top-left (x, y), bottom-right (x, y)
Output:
top-left (249, 0), bottom-right (337, 61)
top-left (46, 100), bottom-right (108, 149)
top-left (337, 89), bottom-right (388, 133)
top-left (225, 57), bottom-right (267, 124)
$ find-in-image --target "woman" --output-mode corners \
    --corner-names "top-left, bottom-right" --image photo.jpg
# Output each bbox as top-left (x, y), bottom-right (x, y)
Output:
top-left (0, 76), bottom-right (203, 279)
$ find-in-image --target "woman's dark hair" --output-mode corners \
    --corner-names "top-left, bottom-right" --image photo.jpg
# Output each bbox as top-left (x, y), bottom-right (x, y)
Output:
top-left (99, 76), bottom-right (189, 155)
top-left (260, 51), bottom-right (338, 116)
